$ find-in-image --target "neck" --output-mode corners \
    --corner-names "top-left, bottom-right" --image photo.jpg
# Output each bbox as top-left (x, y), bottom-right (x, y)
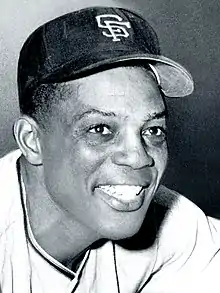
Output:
top-left (19, 156), bottom-right (101, 266)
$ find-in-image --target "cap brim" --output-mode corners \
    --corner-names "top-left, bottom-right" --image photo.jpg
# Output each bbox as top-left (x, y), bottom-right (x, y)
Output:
top-left (41, 53), bottom-right (194, 98)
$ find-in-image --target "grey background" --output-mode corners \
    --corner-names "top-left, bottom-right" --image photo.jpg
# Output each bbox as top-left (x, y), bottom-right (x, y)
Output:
top-left (1, 0), bottom-right (220, 216)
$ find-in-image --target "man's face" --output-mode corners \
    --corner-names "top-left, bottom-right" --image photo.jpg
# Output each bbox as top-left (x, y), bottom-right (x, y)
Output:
top-left (40, 67), bottom-right (168, 240)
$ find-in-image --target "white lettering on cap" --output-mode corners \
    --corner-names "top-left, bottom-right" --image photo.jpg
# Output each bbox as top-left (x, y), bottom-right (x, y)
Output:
top-left (96, 14), bottom-right (131, 42)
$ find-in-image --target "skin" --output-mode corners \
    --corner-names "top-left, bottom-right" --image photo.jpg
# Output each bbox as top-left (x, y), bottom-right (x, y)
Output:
top-left (15, 66), bottom-right (168, 266)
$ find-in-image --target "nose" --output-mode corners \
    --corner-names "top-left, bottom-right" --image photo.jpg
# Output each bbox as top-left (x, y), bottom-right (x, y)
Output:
top-left (111, 132), bottom-right (154, 170)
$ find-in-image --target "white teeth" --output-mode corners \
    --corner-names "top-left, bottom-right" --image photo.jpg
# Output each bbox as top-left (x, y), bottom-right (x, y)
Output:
top-left (97, 185), bottom-right (143, 201)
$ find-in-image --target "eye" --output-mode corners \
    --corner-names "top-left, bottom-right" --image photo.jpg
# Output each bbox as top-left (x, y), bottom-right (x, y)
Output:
top-left (88, 124), bottom-right (112, 135)
top-left (143, 126), bottom-right (166, 137)
top-left (142, 126), bottom-right (167, 144)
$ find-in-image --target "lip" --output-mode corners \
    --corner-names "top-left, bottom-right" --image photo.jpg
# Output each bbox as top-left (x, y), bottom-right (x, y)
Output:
top-left (93, 184), bottom-right (149, 212)
top-left (93, 181), bottom-right (151, 190)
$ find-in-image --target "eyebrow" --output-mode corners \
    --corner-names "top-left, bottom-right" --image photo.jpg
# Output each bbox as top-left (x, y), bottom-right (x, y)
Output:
top-left (145, 109), bottom-right (168, 121)
top-left (73, 108), bottom-right (167, 123)
top-left (73, 109), bottom-right (116, 122)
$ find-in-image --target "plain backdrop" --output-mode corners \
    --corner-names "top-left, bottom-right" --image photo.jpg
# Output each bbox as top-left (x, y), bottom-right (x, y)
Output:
top-left (1, 0), bottom-right (220, 216)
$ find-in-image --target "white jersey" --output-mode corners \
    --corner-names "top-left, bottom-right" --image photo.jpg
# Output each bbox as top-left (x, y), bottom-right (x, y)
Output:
top-left (0, 150), bottom-right (219, 293)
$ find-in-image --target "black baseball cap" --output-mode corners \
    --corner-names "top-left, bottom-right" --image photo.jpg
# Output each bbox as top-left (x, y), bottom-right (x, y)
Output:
top-left (18, 6), bottom-right (194, 102)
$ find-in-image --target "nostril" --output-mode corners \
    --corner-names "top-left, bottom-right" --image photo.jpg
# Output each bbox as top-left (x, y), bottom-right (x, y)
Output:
top-left (112, 148), bottom-right (154, 169)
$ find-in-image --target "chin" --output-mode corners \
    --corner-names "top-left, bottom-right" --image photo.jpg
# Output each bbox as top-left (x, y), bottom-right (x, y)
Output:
top-left (109, 229), bottom-right (141, 241)
top-left (99, 211), bottom-right (146, 241)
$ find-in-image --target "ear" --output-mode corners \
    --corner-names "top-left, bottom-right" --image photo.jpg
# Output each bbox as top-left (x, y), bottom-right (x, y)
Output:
top-left (13, 116), bottom-right (43, 165)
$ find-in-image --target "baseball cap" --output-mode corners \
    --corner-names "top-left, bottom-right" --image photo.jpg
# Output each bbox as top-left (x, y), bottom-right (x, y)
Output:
top-left (18, 6), bottom-right (194, 101)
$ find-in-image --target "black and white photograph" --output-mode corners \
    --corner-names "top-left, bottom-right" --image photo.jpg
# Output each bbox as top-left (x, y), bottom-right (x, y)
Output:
top-left (0, 0), bottom-right (220, 292)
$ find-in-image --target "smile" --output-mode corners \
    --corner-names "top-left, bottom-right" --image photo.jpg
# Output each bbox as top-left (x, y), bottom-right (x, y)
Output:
top-left (97, 185), bottom-right (144, 201)
top-left (94, 184), bottom-right (148, 212)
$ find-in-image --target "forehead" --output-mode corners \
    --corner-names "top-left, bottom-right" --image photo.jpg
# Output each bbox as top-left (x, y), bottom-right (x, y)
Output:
top-left (57, 66), bottom-right (165, 121)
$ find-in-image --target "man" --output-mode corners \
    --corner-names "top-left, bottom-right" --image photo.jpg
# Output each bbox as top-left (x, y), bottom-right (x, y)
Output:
top-left (0, 6), bottom-right (219, 293)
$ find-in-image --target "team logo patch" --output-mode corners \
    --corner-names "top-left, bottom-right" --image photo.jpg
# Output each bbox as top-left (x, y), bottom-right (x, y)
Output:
top-left (96, 14), bottom-right (131, 42)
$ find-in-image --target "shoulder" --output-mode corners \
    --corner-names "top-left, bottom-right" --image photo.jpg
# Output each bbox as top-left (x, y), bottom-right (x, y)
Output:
top-left (153, 185), bottom-right (218, 267)
top-left (142, 187), bottom-right (220, 292)
top-left (0, 149), bottom-right (21, 174)
top-left (154, 184), bottom-right (208, 228)
top-left (0, 150), bottom-right (22, 235)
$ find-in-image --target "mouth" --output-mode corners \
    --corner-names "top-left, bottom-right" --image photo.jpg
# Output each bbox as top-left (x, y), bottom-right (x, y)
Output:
top-left (94, 184), bottom-right (149, 212)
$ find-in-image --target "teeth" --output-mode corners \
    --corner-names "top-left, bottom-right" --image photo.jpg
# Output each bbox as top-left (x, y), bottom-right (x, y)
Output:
top-left (97, 185), bottom-right (143, 201)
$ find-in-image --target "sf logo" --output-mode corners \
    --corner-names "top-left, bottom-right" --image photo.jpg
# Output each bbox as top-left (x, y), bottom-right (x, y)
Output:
top-left (96, 14), bottom-right (131, 42)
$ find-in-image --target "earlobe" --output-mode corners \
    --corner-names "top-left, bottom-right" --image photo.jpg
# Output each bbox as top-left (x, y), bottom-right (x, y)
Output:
top-left (13, 116), bottom-right (43, 165)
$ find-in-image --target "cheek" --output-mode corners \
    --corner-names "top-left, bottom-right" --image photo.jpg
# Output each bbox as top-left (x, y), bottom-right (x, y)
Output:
top-left (149, 143), bottom-right (168, 175)
top-left (74, 145), bottom-right (107, 176)
top-left (42, 136), bottom-right (108, 197)
top-left (41, 139), bottom-right (113, 223)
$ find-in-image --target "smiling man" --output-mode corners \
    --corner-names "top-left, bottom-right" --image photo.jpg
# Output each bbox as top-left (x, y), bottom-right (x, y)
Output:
top-left (0, 5), bottom-right (219, 293)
